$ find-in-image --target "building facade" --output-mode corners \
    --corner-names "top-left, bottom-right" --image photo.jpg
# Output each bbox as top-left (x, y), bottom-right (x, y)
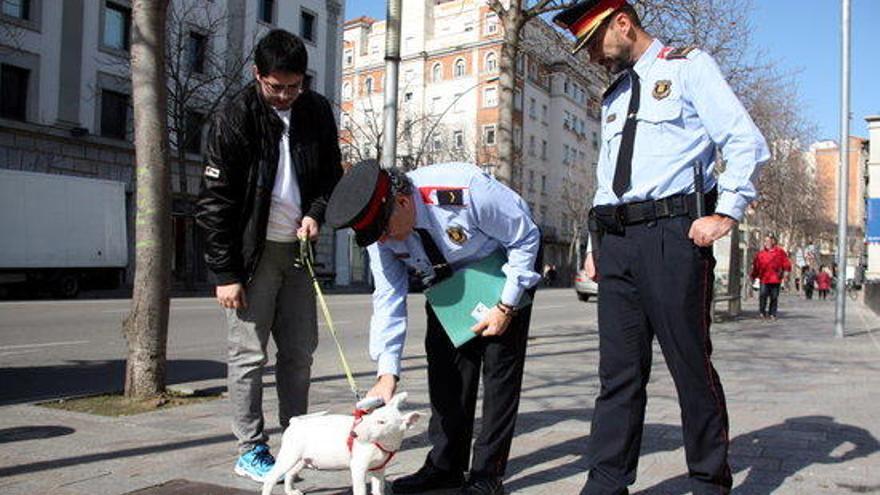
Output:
top-left (0, 0), bottom-right (344, 286)
top-left (337, 0), bottom-right (607, 286)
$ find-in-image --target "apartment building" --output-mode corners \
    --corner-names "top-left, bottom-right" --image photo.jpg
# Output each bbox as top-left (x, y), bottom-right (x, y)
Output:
top-left (338, 0), bottom-right (607, 285)
top-left (0, 0), bottom-right (344, 285)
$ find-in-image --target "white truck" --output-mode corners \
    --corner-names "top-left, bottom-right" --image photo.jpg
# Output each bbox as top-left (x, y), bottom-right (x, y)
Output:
top-left (0, 169), bottom-right (128, 298)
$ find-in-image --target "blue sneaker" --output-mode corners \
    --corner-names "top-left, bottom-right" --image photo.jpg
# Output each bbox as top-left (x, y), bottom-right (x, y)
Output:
top-left (234, 443), bottom-right (275, 482)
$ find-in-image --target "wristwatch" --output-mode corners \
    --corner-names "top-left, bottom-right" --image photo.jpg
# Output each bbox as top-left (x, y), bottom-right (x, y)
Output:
top-left (496, 302), bottom-right (518, 317)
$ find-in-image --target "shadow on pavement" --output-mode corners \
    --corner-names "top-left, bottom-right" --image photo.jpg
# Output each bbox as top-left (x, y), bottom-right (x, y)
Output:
top-left (638, 415), bottom-right (880, 494)
top-left (0, 359), bottom-right (227, 405)
top-left (0, 425), bottom-right (76, 444)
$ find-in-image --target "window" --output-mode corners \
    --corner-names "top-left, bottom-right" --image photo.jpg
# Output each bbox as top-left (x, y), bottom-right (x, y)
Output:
top-left (484, 52), bottom-right (497, 73)
top-left (563, 144), bottom-right (570, 164)
top-left (592, 131), bottom-right (599, 150)
top-left (187, 31), bottom-right (207, 74)
top-left (404, 91), bottom-right (413, 102)
top-left (454, 59), bottom-right (466, 78)
top-left (483, 86), bottom-right (497, 108)
top-left (541, 140), bottom-right (547, 160)
top-left (100, 89), bottom-right (129, 140)
top-left (432, 134), bottom-right (443, 151)
top-left (453, 130), bottom-right (464, 150)
top-left (184, 110), bottom-right (205, 154)
top-left (483, 125), bottom-right (496, 145)
top-left (300, 10), bottom-right (316, 42)
top-left (528, 170), bottom-right (535, 191)
top-left (344, 49), bottom-right (353, 67)
top-left (0, 64), bottom-right (28, 121)
top-left (514, 89), bottom-right (522, 110)
top-left (342, 82), bottom-right (352, 101)
top-left (2, 0), bottom-right (29, 19)
top-left (364, 77), bottom-right (373, 95)
top-left (340, 112), bottom-right (349, 129)
top-left (528, 97), bottom-right (536, 118)
top-left (541, 104), bottom-right (548, 123)
top-left (464, 22), bottom-right (474, 32)
top-left (541, 175), bottom-right (546, 193)
top-left (513, 126), bottom-right (522, 147)
top-left (485, 12), bottom-right (498, 34)
top-left (528, 135), bottom-right (535, 156)
top-left (563, 110), bottom-right (571, 129)
top-left (432, 63), bottom-right (442, 82)
top-left (103, 2), bottom-right (131, 51)
top-left (258, 0), bottom-right (274, 24)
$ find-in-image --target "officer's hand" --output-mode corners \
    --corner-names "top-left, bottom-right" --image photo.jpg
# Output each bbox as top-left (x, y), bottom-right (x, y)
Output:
top-left (688, 214), bottom-right (737, 247)
top-left (367, 374), bottom-right (397, 404)
top-left (584, 251), bottom-right (598, 282)
top-left (297, 216), bottom-right (320, 240)
top-left (216, 283), bottom-right (247, 310)
top-left (472, 306), bottom-right (513, 337)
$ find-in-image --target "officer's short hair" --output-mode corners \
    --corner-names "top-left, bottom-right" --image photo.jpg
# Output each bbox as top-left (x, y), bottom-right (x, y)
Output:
top-left (613, 4), bottom-right (642, 29)
top-left (388, 167), bottom-right (414, 196)
top-left (254, 29), bottom-right (308, 76)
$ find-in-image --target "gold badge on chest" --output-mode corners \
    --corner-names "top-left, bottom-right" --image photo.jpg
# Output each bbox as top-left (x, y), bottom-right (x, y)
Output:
top-left (446, 226), bottom-right (467, 245)
top-left (652, 80), bottom-right (672, 100)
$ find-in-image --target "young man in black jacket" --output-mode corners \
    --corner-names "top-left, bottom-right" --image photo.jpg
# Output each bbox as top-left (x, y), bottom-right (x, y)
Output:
top-left (196, 29), bottom-right (342, 483)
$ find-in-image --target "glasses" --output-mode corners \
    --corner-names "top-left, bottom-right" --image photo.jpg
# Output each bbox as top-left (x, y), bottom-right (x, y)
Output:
top-left (259, 77), bottom-right (304, 96)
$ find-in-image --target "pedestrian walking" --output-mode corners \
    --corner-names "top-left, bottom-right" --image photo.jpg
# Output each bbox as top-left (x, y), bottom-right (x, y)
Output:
top-left (325, 160), bottom-right (542, 495)
top-left (553, 1), bottom-right (769, 493)
top-left (195, 29), bottom-right (343, 482)
top-left (803, 266), bottom-right (816, 300)
top-left (750, 235), bottom-right (792, 320)
top-left (816, 265), bottom-right (832, 300)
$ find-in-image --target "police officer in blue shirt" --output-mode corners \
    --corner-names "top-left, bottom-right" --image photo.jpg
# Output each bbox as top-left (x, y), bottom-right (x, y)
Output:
top-left (326, 160), bottom-right (542, 495)
top-left (554, 1), bottom-right (769, 494)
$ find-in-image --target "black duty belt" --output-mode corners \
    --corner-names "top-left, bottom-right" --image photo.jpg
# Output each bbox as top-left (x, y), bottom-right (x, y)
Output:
top-left (589, 189), bottom-right (717, 234)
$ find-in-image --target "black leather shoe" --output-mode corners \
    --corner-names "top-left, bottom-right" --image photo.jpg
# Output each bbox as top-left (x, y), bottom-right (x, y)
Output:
top-left (391, 460), bottom-right (464, 494)
top-left (459, 476), bottom-right (503, 495)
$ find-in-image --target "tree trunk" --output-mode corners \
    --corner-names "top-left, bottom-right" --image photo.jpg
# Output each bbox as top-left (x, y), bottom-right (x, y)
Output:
top-left (124, 0), bottom-right (172, 399)
top-left (495, 1), bottom-right (524, 187)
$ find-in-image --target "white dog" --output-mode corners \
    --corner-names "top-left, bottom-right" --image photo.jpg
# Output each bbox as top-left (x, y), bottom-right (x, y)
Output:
top-left (261, 393), bottom-right (422, 495)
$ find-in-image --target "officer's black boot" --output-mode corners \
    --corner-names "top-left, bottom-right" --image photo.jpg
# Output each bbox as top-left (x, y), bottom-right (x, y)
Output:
top-left (391, 458), bottom-right (464, 494)
top-left (459, 475), bottom-right (504, 495)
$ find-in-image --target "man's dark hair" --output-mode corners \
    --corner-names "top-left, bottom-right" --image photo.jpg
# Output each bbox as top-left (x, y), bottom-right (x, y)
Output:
top-left (254, 29), bottom-right (308, 76)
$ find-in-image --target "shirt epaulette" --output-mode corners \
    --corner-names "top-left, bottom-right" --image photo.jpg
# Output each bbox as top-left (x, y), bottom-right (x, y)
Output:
top-left (658, 46), bottom-right (698, 60)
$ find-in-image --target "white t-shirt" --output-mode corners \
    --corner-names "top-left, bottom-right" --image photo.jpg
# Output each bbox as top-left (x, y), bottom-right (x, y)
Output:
top-left (266, 108), bottom-right (303, 242)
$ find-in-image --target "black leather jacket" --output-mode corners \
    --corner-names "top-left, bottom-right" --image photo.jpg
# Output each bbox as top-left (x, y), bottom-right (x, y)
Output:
top-left (196, 83), bottom-right (342, 285)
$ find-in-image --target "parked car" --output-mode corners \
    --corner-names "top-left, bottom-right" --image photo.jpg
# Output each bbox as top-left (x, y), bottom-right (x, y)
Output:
top-left (574, 270), bottom-right (598, 301)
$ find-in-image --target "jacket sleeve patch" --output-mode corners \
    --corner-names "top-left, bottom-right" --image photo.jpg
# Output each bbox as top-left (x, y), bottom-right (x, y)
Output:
top-left (436, 189), bottom-right (465, 206)
top-left (204, 166), bottom-right (221, 179)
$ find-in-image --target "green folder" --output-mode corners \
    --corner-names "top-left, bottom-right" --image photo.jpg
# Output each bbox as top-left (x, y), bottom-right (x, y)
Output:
top-left (425, 250), bottom-right (532, 348)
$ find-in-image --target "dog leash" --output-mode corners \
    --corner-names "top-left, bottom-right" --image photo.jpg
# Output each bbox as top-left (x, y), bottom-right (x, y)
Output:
top-left (297, 237), bottom-right (386, 411)
top-left (297, 237), bottom-right (361, 400)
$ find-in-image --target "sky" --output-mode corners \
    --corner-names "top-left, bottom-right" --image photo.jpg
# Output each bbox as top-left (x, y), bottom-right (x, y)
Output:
top-left (344, 0), bottom-right (879, 142)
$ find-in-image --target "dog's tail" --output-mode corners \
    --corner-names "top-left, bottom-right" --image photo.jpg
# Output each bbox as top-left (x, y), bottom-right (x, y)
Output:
top-left (289, 410), bottom-right (328, 425)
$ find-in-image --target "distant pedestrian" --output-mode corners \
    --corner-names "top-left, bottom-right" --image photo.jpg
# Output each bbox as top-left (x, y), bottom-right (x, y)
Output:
top-left (751, 235), bottom-right (791, 320)
top-left (802, 266), bottom-right (816, 300)
top-left (816, 265), bottom-right (832, 299)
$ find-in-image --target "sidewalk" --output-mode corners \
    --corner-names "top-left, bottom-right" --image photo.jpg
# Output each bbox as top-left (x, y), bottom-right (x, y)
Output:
top-left (1, 293), bottom-right (878, 494)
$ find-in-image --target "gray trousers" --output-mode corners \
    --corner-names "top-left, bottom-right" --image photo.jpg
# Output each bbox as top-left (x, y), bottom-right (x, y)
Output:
top-left (225, 241), bottom-right (318, 454)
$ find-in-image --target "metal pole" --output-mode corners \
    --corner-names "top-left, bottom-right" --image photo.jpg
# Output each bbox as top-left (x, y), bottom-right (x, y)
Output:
top-left (834, 0), bottom-right (851, 338)
top-left (381, 0), bottom-right (402, 170)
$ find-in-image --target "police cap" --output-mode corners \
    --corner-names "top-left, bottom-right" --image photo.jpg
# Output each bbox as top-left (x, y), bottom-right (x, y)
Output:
top-left (553, 0), bottom-right (626, 54)
top-left (326, 159), bottom-right (394, 247)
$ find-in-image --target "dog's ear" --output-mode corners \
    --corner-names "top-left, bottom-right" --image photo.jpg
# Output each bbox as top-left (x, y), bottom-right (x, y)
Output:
top-left (389, 392), bottom-right (408, 408)
top-left (399, 411), bottom-right (423, 430)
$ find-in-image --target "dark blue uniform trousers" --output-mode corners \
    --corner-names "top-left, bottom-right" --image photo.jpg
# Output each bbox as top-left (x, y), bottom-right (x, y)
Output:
top-left (583, 216), bottom-right (732, 495)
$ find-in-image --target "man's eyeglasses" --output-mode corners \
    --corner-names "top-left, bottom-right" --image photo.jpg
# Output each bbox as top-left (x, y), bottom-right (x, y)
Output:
top-left (259, 77), bottom-right (304, 96)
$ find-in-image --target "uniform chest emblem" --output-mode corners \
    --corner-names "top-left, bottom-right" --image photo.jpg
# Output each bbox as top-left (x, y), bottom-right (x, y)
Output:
top-left (446, 226), bottom-right (467, 245)
top-left (652, 80), bottom-right (672, 100)
top-left (606, 113), bottom-right (617, 123)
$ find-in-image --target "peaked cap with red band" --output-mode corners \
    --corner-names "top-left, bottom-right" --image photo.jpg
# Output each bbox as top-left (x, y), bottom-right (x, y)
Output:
top-left (326, 159), bottom-right (395, 247)
top-left (553, 0), bottom-right (626, 54)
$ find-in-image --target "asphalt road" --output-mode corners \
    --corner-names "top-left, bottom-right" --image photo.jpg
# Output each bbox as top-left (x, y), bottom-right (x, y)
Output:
top-left (0, 287), bottom-right (592, 405)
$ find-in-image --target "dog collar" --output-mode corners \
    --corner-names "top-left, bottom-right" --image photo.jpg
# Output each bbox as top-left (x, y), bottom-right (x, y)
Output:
top-left (347, 408), bottom-right (398, 472)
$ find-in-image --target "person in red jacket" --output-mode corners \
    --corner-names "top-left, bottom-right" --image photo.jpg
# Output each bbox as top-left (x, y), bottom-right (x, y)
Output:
top-left (815, 265), bottom-right (833, 299)
top-left (750, 235), bottom-right (792, 319)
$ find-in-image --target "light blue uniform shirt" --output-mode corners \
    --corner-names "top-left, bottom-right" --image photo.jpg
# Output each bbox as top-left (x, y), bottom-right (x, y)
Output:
top-left (594, 39), bottom-right (770, 220)
top-left (366, 162), bottom-right (541, 377)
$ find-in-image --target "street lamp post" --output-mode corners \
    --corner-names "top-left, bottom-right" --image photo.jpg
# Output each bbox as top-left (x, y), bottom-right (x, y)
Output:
top-left (834, 0), bottom-right (851, 338)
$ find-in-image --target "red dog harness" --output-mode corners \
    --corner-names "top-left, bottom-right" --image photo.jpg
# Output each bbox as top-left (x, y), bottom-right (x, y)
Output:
top-left (347, 408), bottom-right (397, 472)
